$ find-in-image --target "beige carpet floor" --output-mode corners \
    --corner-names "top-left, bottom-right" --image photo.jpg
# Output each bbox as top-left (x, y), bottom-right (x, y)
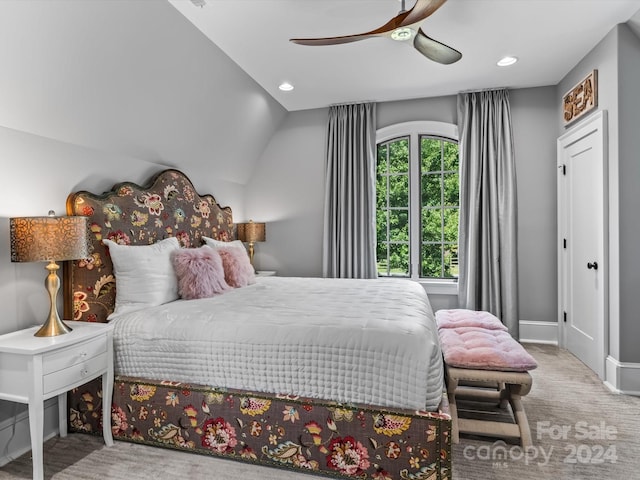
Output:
top-left (451, 344), bottom-right (640, 479)
top-left (0, 344), bottom-right (638, 479)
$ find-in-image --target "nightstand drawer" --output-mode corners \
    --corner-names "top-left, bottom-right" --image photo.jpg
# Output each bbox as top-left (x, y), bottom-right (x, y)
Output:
top-left (43, 335), bottom-right (107, 375)
top-left (43, 351), bottom-right (108, 395)
top-left (0, 321), bottom-right (114, 480)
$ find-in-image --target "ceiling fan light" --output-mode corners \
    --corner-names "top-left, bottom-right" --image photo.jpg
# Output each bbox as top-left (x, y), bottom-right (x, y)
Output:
top-left (279, 82), bottom-right (294, 92)
top-left (497, 56), bottom-right (518, 67)
top-left (390, 27), bottom-right (414, 42)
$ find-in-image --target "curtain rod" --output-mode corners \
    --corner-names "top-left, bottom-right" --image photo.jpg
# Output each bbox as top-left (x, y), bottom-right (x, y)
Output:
top-left (458, 86), bottom-right (509, 94)
top-left (329, 100), bottom-right (375, 107)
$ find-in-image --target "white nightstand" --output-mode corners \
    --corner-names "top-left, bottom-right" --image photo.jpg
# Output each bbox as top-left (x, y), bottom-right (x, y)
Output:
top-left (256, 270), bottom-right (276, 277)
top-left (0, 321), bottom-right (114, 480)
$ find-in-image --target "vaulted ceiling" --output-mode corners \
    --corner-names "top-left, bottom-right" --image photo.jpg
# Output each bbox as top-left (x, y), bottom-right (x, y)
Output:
top-left (170, 0), bottom-right (640, 111)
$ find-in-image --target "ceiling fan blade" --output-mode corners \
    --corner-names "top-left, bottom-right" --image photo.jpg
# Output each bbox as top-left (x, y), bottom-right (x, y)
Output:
top-left (400, 0), bottom-right (449, 27)
top-left (413, 28), bottom-right (461, 64)
top-left (290, 0), bottom-right (449, 46)
top-left (289, 10), bottom-right (408, 46)
top-left (290, 32), bottom-right (374, 47)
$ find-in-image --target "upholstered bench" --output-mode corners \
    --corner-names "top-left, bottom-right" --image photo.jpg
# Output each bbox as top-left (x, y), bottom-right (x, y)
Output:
top-left (435, 309), bottom-right (537, 447)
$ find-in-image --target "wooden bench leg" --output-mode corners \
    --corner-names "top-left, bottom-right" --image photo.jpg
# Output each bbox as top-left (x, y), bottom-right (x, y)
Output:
top-left (498, 383), bottom-right (509, 409)
top-left (446, 375), bottom-right (460, 444)
top-left (508, 384), bottom-right (532, 447)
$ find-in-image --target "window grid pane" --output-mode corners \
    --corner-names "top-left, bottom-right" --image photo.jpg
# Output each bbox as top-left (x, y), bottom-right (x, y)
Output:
top-left (376, 137), bottom-right (410, 277)
top-left (419, 136), bottom-right (459, 279)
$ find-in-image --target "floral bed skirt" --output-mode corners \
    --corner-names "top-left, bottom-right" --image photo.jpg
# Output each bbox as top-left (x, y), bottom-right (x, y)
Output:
top-left (69, 377), bottom-right (452, 480)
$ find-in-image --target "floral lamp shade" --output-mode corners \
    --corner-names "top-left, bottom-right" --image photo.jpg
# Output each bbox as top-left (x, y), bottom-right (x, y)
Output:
top-left (236, 221), bottom-right (266, 244)
top-left (10, 214), bottom-right (90, 263)
top-left (10, 212), bottom-right (90, 336)
top-left (236, 220), bottom-right (266, 267)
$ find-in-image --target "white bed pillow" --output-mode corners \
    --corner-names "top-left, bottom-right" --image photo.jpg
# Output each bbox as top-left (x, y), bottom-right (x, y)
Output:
top-left (202, 237), bottom-right (245, 251)
top-left (104, 236), bottom-right (180, 319)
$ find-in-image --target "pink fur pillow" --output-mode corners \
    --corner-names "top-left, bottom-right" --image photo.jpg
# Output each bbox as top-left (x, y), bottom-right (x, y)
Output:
top-left (172, 246), bottom-right (230, 300)
top-left (435, 309), bottom-right (508, 331)
top-left (218, 247), bottom-right (256, 288)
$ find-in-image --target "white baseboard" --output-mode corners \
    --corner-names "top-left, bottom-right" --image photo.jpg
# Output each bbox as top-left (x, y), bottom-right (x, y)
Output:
top-left (519, 320), bottom-right (559, 344)
top-left (0, 397), bottom-right (59, 467)
top-left (604, 355), bottom-right (640, 395)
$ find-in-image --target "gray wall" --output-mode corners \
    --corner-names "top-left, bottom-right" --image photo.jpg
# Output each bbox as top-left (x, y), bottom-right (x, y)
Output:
top-left (617, 25), bottom-right (640, 363)
top-left (246, 88), bottom-right (559, 320)
top-left (0, 0), bottom-right (286, 187)
top-left (243, 108), bottom-right (327, 277)
top-left (510, 87), bottom-right (559, 324)
top-left (377, 95), bottom-right (458, 128)
top-left (557, 23), bottom-right (640, 363)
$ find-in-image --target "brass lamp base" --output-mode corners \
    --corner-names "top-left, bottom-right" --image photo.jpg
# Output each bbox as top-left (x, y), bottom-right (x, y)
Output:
top-left (248, 241), bottom-right (255, 266)
top-left (34, 261), bottom-right (73, 337)
top-left (247, 241), bottom-right (258, 273)
top-left (34, 317), bottom-right (73, 337)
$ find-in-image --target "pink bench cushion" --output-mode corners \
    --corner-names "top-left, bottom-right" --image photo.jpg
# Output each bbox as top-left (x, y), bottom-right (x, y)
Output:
top-left (438, 326), bottom-right (538, 372)
top-left (435, 309), bottom-right (508, 331)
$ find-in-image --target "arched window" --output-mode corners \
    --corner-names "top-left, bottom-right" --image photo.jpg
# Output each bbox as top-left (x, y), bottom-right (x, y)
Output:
top-left (376, 121), bottom-right (459, 285)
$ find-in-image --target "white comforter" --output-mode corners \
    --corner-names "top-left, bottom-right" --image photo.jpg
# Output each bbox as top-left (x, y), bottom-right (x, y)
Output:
top-left (111, 276), bottom-right (444, 411)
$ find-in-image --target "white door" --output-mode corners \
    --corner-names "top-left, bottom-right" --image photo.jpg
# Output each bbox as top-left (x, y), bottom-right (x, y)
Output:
top-left (557, 111), bottom-right (607, 379)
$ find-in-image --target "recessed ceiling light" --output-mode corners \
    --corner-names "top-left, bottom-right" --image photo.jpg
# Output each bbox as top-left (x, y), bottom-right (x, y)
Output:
top-left (497, 56), bottom-right (518, 67)
top-left (279, 82), bottom-right (294, 92)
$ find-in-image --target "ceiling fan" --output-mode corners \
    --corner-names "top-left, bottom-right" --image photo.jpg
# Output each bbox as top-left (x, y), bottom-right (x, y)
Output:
top-left (290, 0), bottom-right (462, 65)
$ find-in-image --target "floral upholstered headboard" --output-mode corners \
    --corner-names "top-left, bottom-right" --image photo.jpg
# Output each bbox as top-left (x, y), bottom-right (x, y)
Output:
top-left (63, 169), bottom-right (235, 323)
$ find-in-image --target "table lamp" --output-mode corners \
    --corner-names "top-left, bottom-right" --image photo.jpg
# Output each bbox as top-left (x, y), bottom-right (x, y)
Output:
top-left (10, 211), bottom-right (90, 337)
top-left (236, 220), bottom-right (266, 268)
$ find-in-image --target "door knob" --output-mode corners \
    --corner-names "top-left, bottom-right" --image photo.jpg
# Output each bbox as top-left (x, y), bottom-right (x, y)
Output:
top-left (587, 261), bottom-right (598, 270)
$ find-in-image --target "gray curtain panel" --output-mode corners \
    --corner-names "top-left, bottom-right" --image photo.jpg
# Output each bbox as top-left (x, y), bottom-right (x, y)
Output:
top-left (457, 89), bottom-right (519, 337)
top-left (322, 102), bottom-right (377, 279)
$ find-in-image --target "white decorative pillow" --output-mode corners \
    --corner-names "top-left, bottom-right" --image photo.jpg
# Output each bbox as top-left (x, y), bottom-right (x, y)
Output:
top-left (104, 237), bottom-right (180, 318)
top-left (202, 237), bottom-right (245, 251)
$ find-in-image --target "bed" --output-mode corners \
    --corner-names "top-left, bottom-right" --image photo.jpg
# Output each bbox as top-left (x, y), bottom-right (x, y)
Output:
top-left (63, 169), bottom-right (451, 480)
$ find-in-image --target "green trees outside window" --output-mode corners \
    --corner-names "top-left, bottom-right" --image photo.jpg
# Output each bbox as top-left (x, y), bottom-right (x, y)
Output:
top-left (376, 135), bottom-right (459, 279)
